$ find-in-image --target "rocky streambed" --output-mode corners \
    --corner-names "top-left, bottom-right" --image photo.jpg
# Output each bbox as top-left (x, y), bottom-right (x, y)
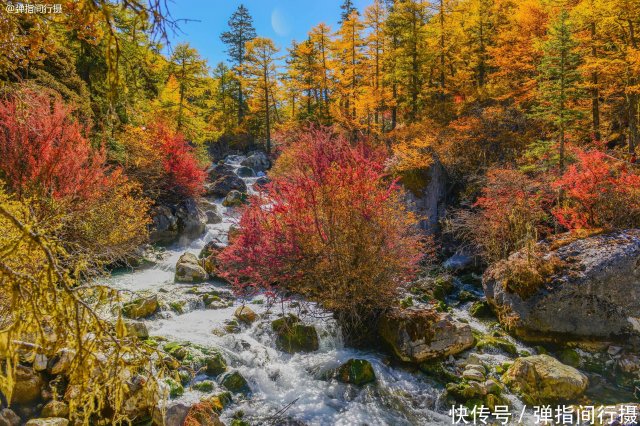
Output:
top-left (5, 153), bottom-right (640, 426)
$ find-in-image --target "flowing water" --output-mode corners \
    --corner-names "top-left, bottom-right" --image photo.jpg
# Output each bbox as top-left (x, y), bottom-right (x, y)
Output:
top-left (105, 155), bottom-right (620, 425)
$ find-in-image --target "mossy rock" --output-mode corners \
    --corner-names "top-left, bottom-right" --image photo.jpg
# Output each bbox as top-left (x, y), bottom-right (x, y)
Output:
top-left (166, 378), bottom-right (184, 398)
top-left (469, 301), bottom-right (493, 318)
top-left (178, 369), bottom-right (192, 385)
top-left (193, 380), bottom-right (216, 392)
top-left (503, 354), bottom-right (588, 404)
top-left (169, 300), bottom-right (186, 314)
top-left (336, 359), bottom-right (376, 386)
top-left (557, 348), bottom-right (581, 368)
top-left (419, 361), bottom-right (460, 384)
top-left (432, 275), bottom-right (454, 300)
top-left (457, 290), bottom-right (476, 302)
top-left (272, 315), bottom-right (319, 354)
top-left (220, 371), bottom-right (251, 395)
top-left (122, 295), bottom-right (159, 319)
top-left (475, 334), bottom-right (517, 356)
top-left (206, 391), bottom-right (232, 414)
top-left (223, 319), bottom-right (241, 334)
top-left (164, 342), bottom-right (189, 361)
top-left (205, 352), bottom-right (228, 376)
top-left (234, 306), bottom-right (257, 324)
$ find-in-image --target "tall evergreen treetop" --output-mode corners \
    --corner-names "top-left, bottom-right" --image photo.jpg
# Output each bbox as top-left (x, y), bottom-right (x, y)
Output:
top-left (220, 4), bottom-right (257, 124)
top-left (340, 0), bottom-right (359, 23)
top-left (220, 4), bottom-right (257, 67)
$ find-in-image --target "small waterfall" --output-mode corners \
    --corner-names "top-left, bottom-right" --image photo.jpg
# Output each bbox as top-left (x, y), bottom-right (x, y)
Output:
top-left (106, 154), bottom-right (451, 426)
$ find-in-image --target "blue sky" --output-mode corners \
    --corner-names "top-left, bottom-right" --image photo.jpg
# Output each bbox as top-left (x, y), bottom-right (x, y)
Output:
top-left (165, 0), bottom-right (371, 68)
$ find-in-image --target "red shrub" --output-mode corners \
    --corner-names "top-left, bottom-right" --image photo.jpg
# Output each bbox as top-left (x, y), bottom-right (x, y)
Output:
top-left (452, 168), bottom-right (554, 262)
top-left (155, 124), bottom-right (206, 199)
top-left (218, 128), bottom-right (424, 331)
top-left (553, 149), bottom-right (640, 230)
top-left (119, 123), bottom-right (206, 201)
top-left (0, 89), bottom-right (108, 201)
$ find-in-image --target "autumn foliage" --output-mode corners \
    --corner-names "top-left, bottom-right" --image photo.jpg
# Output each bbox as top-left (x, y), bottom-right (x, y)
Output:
top-left (451, 168), bottom-right (554, 262)
top-left (0, 89), bottom-right (108, 201)
top-left (118, 122), bottom-right (206, 202)
top-left (553, 149), bottom-right (640, 230)
top-left (0, 89), bottom-right (150, 264)
top-left (219, 128), bottom-right (424, 334)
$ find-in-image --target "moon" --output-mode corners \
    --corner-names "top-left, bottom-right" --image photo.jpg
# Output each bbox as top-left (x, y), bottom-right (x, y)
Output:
top-left (271, 8), bottom-right (290, 37)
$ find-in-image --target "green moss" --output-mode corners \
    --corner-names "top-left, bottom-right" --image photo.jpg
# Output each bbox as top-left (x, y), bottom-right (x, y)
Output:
top-left (205, 352), bottom-right (227, 376)
top-left (221, 371), bottom-right (251, 395)
top-left (166, 378), bottom-right (184, 398)
top-left (169, 301), bottom-right (186, 314)
top-left (469, 301), bottom-right (493, 318)
top-left (164, 342), bottom-right (189, 360)
top-left (272, 315), bottom-right (319, 354)
top-left (178, 369), bottom-right (192, 385)
top-left (419, 361), bottom-right (460, 384)
top-left (558, 348), bottom-right (581, 368)
top-left (475, 334), bottom-right (517, 356)
top-left (458, 290), bottom-right (476, 302)
top-left (400, 296), bottom-right (414, 308)
top-left (336, 359), bottom-right (376, 386)
top-left (433, 275), bottom-right (454, 300)
top-left (192, 380), bottom-right (215, 392)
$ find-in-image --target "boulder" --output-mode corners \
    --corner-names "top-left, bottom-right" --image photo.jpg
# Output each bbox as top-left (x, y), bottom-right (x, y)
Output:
top-left (199, 242), bottom-right (224, 278)
top-left (483, 230), bottom-right (640, 342)
top-left (241, 151), bottom-right (270, 172)
top-left (175, 252), bottom-right (208, 283)
top-left (207, 175), bottom-right (247, 198)
top-left (200, 200), bottom-right (222, 224)
top-left (503, 354), bottom-right (588, 404)
top-left (149, 205), bottom-right (178, 243)
top-left (125, 320), bottom-right (149, 339)
top-left (234, 306), bottom-right (257, 324)
top-left (41, 401), bottom-right (69, 418)
top-left (220, 371), bottom-right (250, 395)
top-left (122, 295), bottom-right (159, 319)
top-left (175, 198), bottom-right (207, 239)
top-left (208, 163), bottom-right (236, 180)
top-left (378, 309), bottom-right (475, 363)
top-left (235, 166), bottom-right (255, 177)
top-left (0, 409), bottom-right (21, 426)
top-left (222, 190), bottom-right (246, 208)
top-left (25, 420), bottom-right (68, 426)
top-left (153, 401), bottom-right (190, 426)
top-left (272, 315), bottom-right (319, 354)
top-left (47, 348), bottom-right (76, 375)
top-left (205, 352), bottom-right (227, 376)
top-left (404, 157), bottom-right (448, 234)
top-left (11, 365), bottom-right (43, 404)
top-left (336, 359), bottom-right (376, 385)
top-left (183, 402), bottom-right (225, 426)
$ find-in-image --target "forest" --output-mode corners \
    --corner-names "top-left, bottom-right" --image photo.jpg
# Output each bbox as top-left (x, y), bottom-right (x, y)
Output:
top-left (0, 0), bottom-right (640, 425)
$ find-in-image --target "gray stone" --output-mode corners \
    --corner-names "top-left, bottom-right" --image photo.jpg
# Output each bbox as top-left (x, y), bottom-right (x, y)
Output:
top-left (207, 175), bottom-right (247, 198)
top-left (149, 205), bottom-right (178, 243)
top-left (378, 309), bottom-right (475, 363)
top-left (483, 230), bottom-right (640, 341)
top-left (241, 151), bottom-right (270, 172)
top-left (175, 252), bottom-right (207, 283)
top-left (236, 166), bottom-right (255, 177)
top-left (0, 408), bottom-right (21, 426)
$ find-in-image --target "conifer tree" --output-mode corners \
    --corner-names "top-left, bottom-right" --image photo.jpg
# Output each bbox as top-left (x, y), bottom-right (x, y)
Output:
top-left (220, 4), bottom-right (257, 125)
top-left (536, 9), bottom-right (584, 171)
